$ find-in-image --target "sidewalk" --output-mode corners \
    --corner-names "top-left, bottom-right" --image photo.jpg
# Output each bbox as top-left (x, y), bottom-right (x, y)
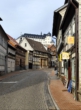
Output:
top-left (49, 70), bottom-right (81, 110)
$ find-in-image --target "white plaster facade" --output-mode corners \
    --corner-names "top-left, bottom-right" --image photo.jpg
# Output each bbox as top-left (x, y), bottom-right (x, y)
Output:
top-left (18, 38), bottom-right (33, 51)
top-left (16, 35), bottom-right (53, 50)
top-left (16, 38), bottom-right (33, 69)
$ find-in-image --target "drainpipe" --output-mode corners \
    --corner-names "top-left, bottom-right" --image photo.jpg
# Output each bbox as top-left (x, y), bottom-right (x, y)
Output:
top-left (70, 0), bottom-right (79, 100)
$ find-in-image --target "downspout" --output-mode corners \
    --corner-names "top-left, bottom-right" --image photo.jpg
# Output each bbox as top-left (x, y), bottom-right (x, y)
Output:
top-left (70, 0), bottom-right (79, 100)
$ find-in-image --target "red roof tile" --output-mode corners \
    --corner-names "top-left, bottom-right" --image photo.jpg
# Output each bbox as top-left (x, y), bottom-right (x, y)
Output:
top-left (7, 34), bottom-right (26, 51)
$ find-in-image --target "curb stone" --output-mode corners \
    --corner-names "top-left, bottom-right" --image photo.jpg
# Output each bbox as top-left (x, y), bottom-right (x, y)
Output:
top-left (48, 80), bottom-right (60, 110)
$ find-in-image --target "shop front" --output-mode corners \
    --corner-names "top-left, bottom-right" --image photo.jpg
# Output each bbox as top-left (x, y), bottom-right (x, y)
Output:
top-left (61, 52), bottom-right (70, 87)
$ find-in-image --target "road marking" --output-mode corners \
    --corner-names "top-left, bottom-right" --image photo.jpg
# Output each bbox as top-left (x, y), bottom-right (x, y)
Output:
top-left (0, 81), bottom-right (18, 84)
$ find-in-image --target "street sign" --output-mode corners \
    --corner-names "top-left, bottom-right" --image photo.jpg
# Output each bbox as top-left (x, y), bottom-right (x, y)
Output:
top-left (62, 52), bottom-right (69, 60)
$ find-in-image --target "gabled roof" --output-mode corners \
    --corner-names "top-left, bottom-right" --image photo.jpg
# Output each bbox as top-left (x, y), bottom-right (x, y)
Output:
top-left (52, 4), bottom-right (68, 37)
top-left (7, 34), bottom-right (18, 47)
top-left (48, 44), bottom-right (56, 49)
top-left (60, 0), bottom-right (78, 33)
top-left (52, 12), bottom-right (62, 37)
top-left (8, 43), bottom-right (16, 50)
top-left (0, 18), bottom-right (2, 21)
top-left (7, 34), bottom-right (19, 49)
top-left (26, 38), bottom-right (47, 53)
top-left (0, 25), bottom-right (9, 40)
top-left (7, 34), bottom-right (26, 51)
top-left (47, 44), bottom-right (56, 51)
top-left (47, 44), bottom-right (56, 55)
top-left (64, 0), bottom-right (69, 4)
top-left (54, 3), bottom-right (68, 12)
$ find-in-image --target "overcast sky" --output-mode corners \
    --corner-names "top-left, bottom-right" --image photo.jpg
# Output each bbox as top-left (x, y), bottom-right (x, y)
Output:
top-left (0, 0), bottom-right (64, 39)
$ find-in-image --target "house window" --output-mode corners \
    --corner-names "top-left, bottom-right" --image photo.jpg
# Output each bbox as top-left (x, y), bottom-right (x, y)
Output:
top-left (25, 43), bottom-right (27, 47)
top-left (20, 37), bottom-right (22, 40)
top-left (69, 29), bottom-right (72, 36)
top-left (72, 23), bottom-right (75, 35)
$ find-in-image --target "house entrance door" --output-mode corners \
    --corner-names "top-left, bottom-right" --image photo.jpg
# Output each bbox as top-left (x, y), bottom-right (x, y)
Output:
top-left (41, 59), bottom-right (42, 68)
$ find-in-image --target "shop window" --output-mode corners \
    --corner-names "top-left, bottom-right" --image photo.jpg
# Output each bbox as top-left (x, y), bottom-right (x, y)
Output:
top-left (64, 60), bottom-right (68, 79)
top-left (72, 23), bottom-right (75, 35)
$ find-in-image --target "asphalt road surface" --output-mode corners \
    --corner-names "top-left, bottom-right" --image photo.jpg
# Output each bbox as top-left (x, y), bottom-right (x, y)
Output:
top-left (0, 69), bottom-right (55, 110)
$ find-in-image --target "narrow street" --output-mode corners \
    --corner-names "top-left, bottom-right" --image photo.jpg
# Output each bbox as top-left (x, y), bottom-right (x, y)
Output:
top-left (0, 69), bottom-right (55, 110)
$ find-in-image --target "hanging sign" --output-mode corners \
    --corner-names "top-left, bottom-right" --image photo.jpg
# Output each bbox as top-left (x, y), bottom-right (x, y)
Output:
top-left (62, 52), bottom-right (69, 60)
top-left (58, 54), bottom-right (62, 61)
top-left (67, 36), bottom-right (74, 44)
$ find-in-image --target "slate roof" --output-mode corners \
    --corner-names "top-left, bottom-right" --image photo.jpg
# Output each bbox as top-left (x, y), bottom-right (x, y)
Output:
top-left (16, 32), bottom-right (51, 40)
top-left (26, 38), bottom-right (47, 53)
top-left (23, 33), bottom-right (46, 39)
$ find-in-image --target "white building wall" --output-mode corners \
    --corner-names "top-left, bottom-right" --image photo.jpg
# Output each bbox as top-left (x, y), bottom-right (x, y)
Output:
top-left (59, 7), bottom-right (67, 20)
top-left (16, 38), bottom-right (33, 51)
top-left (16, 35), bottom-right (52, 47)
top-left (16, 38), bottom-right (34, 70)
top-left (16, 38), bottom-right (20, 43)
top-left (16, 37), bottom-right (24, 43)
top-left (28, 35), bottom-right (52, 46)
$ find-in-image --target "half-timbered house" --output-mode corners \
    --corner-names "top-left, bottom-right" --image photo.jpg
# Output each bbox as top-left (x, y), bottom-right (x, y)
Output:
top-left (47, 44), bottom-right (57, 67)
top-left (8, 35), bottom-right (26, 71)
top-left (7, 43), bottom-right (16, 73)
top-left (16, 37), bottom-right (49, 69)
top-left (52, 0), bottom-right (81, 101)
top-left (0, 25), bottom-right (9, 75)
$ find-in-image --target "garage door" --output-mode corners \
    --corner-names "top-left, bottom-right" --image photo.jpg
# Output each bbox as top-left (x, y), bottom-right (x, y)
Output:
top-left (8, 58), bottom-right (15, 73)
